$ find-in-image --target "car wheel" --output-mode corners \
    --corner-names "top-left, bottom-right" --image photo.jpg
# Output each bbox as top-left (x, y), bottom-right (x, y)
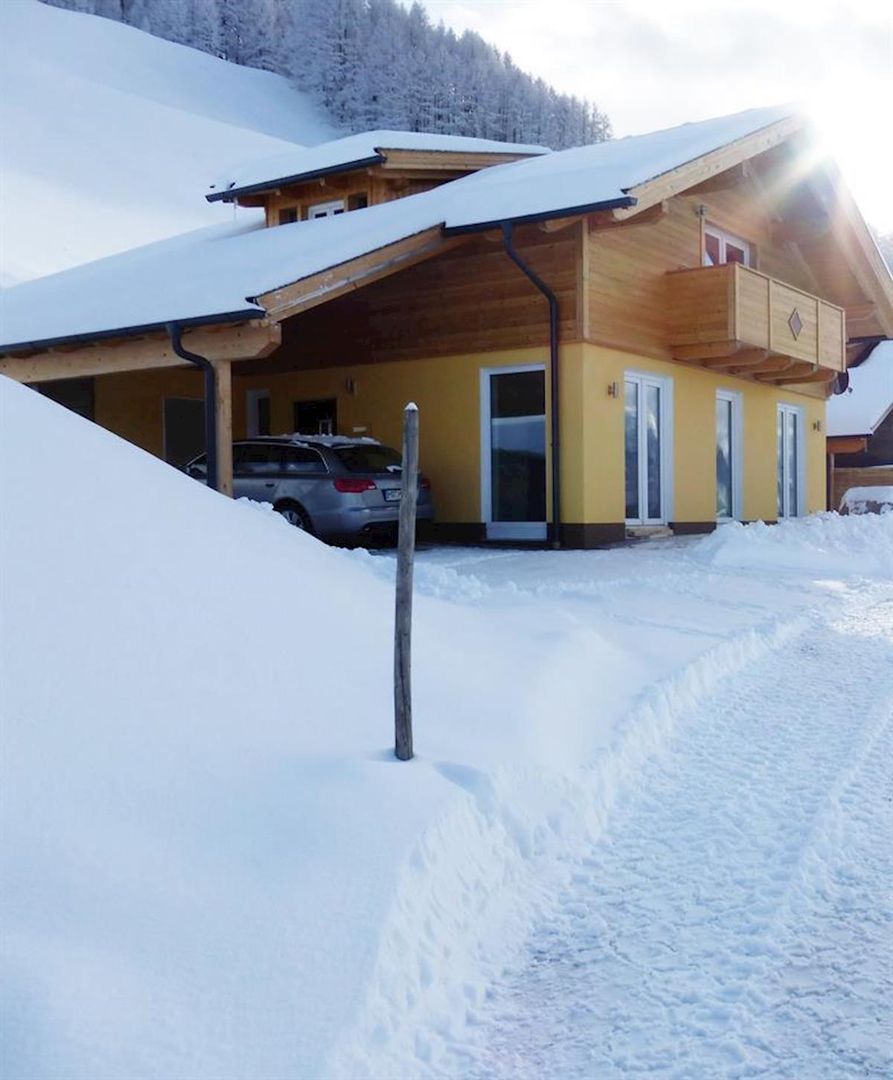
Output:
top-left (275, 501), bottom-right (313, 533)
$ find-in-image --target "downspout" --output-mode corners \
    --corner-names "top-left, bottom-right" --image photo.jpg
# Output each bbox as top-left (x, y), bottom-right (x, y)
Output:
top-left (501, 221), bottom-right (561, 548)
top-left (166, 322), bottom-right (219, 492)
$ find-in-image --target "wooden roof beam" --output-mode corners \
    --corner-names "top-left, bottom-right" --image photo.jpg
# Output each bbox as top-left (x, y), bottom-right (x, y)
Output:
top-left (0, 321), bottom-right (281, 384)
top-left (258, 227), bottom-right (468, 321)
top-left (612, 114), bottom-right (805, 221)
top-left (686, 162), bottom-right (749, 195)
top-left (591, 202), bottom-right (668, 231)
top-left (828, 435), bottom-right (868, 454)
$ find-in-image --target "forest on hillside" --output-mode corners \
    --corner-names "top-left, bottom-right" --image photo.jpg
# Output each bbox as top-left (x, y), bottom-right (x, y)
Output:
top-left (43, 0), bottom-right (611, 149)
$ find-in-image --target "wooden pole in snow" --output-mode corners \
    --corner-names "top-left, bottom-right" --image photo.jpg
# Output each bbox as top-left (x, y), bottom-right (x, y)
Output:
top-left (394, 403), bottom-right (419, 761)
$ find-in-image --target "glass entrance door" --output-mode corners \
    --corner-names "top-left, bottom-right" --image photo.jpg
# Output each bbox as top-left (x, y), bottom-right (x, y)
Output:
top-left (625, 374), bottom-right (669, 525)
top-left (777, 404), bottom-right (802, 518)
top-left (482, 366), bottom-right (547, 540)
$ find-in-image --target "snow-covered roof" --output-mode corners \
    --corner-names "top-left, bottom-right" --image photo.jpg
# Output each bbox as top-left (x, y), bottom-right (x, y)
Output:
top-left (1, 106), bottom-right (804, 353)
top-left (827, 342), bottom-right (893, 437)
top-left (443, 105), bottom-right (798, 231)
top-left (0, 192), bottom-right (449, 349)
top-left (207, 129), bottom-right (549, 201)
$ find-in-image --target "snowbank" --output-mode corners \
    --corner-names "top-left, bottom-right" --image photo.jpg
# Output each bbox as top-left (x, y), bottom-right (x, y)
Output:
top-left (4, 374), bottom-right (890, 1078)
top-left (695, 513), bottom-right (893, 578)
top-left (0, 377), bottom-right (632, 1078)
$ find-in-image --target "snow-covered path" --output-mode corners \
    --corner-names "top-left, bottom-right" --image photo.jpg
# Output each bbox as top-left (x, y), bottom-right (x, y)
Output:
top-left (453, 582), bottom-right (893, 1079)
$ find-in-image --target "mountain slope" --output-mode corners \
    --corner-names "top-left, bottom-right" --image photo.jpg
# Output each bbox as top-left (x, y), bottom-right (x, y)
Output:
top-left (0, 0), bottom-right (340, 286)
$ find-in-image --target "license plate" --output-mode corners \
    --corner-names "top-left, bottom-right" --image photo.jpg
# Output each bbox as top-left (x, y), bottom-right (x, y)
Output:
top-left (383, 488), bottom-right (401, 502)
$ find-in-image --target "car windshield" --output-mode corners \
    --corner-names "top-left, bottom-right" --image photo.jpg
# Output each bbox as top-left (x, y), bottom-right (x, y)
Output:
top-left (333, 445), bottom-right (402, 474)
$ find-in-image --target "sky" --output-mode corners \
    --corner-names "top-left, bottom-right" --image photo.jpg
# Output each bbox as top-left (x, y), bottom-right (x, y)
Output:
top-left (421, 0), bottom-right (893, 234)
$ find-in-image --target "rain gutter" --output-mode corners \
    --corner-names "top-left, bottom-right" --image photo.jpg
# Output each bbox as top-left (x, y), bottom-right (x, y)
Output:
top-left (444, 195), bottom-right (636, 237)
top-left (500, 220), bottom-right (562, 549)
top-left (167, 322), bottom-right (219, 493)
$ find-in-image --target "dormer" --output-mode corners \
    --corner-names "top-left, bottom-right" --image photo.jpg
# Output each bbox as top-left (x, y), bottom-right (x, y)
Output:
top-left (206, 130), bottom-right (549, 227)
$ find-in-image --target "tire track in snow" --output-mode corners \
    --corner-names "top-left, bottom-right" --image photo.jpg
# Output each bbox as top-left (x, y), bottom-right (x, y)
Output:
top-left (452, 583), bottom-right (893, 1079)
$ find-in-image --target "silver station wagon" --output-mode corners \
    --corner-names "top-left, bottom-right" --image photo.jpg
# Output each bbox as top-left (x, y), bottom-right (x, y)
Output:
top-left (185, 435), bottom-right (434, 543)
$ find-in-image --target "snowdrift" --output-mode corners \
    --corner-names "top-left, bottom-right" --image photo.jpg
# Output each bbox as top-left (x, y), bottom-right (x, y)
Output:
top-left (0, 1), bottom-right (338, 285)
top-left (4, 375), bottom-right (891, 1077)
top-left (0, 377), bottom-right (633, 1078)
top-left (696, 513), bottom-right (893, 578)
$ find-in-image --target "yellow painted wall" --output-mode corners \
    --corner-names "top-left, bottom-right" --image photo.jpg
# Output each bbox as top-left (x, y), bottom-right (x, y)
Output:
top-left (236, 348), bottom-right (555, 524)
top-left (93, 344), bottom-right (826, 531)
top-left (579, 345), bottom-right (826, 523)
top-left (95, 368), bottom-right (203, 458)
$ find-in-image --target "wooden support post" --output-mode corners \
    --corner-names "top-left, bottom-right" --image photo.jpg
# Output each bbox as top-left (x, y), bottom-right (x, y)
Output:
top-left (394, 403), bottom-right (419, 762)
top-left (212, 358), bottom-right (233, 497)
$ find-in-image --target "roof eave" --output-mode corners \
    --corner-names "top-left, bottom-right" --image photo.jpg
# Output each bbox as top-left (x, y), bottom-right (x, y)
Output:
top-left (0, 308), bottom-right (264, 358)
top-left (442, 195), bottom-right (638, 236)
top-left (206, 154), bottom-right (386, 203)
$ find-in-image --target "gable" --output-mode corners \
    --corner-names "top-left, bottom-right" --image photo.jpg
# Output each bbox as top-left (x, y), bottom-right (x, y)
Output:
top-left (614, 130), bottom-right (893, 342)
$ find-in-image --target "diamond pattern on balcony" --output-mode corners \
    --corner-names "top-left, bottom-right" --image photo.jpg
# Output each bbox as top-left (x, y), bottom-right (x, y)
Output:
top-left (788, 308), bottom-right (803, 339)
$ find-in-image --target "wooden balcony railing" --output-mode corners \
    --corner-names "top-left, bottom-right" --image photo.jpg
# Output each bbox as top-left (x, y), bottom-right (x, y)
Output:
top-left (666, 263), bottom-right (846, 386)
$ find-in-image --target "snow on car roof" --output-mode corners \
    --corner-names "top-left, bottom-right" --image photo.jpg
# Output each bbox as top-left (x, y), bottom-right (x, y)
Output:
top-left (827, 341), bottom-right (893, 437)
top-left (0, 106), bottom-right (801, 354)
top-left (207, 129), bottom-right (549, 200)
top-left (275, 434), bottom-right (382, 447)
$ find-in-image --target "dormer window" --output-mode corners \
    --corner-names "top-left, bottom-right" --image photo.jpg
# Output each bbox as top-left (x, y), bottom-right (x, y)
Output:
top-left (308, 199), bottom-right (346, 220)
top-left (704, 225), bottom-right (751, 267)
top-left (278, 207), bottom-right (298, 225)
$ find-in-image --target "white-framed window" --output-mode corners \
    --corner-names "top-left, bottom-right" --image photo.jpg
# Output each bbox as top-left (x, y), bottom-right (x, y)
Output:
top-left (624, 371), bottom-right (674, 526)
top-left (307, 199), bottom-right (346, 220)
top-left (704, 224), bottom-right (751, 267)
top-left (246, 388), bottom-right (271, 437)
top-left (716, 389), bottom-right (743, 520)
top-left (776, 403), bottom-right (805, 518)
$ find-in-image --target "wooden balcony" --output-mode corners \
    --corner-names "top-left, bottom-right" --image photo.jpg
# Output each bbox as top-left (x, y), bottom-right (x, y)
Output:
top-left (666, 264), bottom-right (846, 386)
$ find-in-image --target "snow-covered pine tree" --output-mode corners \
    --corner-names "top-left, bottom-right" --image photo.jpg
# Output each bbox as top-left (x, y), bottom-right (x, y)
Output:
top-left (39, 0), bottom-right (612, 149)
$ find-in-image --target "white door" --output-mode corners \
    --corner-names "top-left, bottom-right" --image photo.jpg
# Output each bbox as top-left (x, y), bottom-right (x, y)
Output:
top-left (481, 365), bottom-right (547, 541)
top-left (625, 373), bottom-right (672, 525)
top-left (777, 404), bottom-right (804, 518)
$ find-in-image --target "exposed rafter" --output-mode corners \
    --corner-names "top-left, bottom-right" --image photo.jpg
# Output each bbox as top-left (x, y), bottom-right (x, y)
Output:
top-left (258, 228), bottom-right (468, 321)
top-left (612, 114), bottom-right (805, 221)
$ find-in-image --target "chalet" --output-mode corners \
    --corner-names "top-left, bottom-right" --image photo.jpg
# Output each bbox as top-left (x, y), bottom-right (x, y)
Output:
top-left (1, 108), bottom-right (891, 545)
top-left (826, 341), bottom-right (893, 509)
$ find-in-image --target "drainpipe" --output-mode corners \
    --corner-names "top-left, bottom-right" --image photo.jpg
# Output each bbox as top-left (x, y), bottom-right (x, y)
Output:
top-left (501, 221), bottom-right (561, 548)
top-left (166, 322), bottom-right (219, 492)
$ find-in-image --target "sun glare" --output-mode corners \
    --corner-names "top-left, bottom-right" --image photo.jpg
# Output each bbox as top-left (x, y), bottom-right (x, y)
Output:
top-left (806, 84), bottom-right (893, 234)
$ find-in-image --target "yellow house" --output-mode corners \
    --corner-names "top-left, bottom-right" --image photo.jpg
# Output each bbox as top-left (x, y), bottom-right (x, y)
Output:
top-left (2, 109), bottom-right (891, 545)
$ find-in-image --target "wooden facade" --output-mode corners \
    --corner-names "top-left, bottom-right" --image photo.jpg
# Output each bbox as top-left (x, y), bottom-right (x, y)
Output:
top-left (245, 145), bottom-right (864, 401)
top-left (227, 147), bottom-right (540, 226)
